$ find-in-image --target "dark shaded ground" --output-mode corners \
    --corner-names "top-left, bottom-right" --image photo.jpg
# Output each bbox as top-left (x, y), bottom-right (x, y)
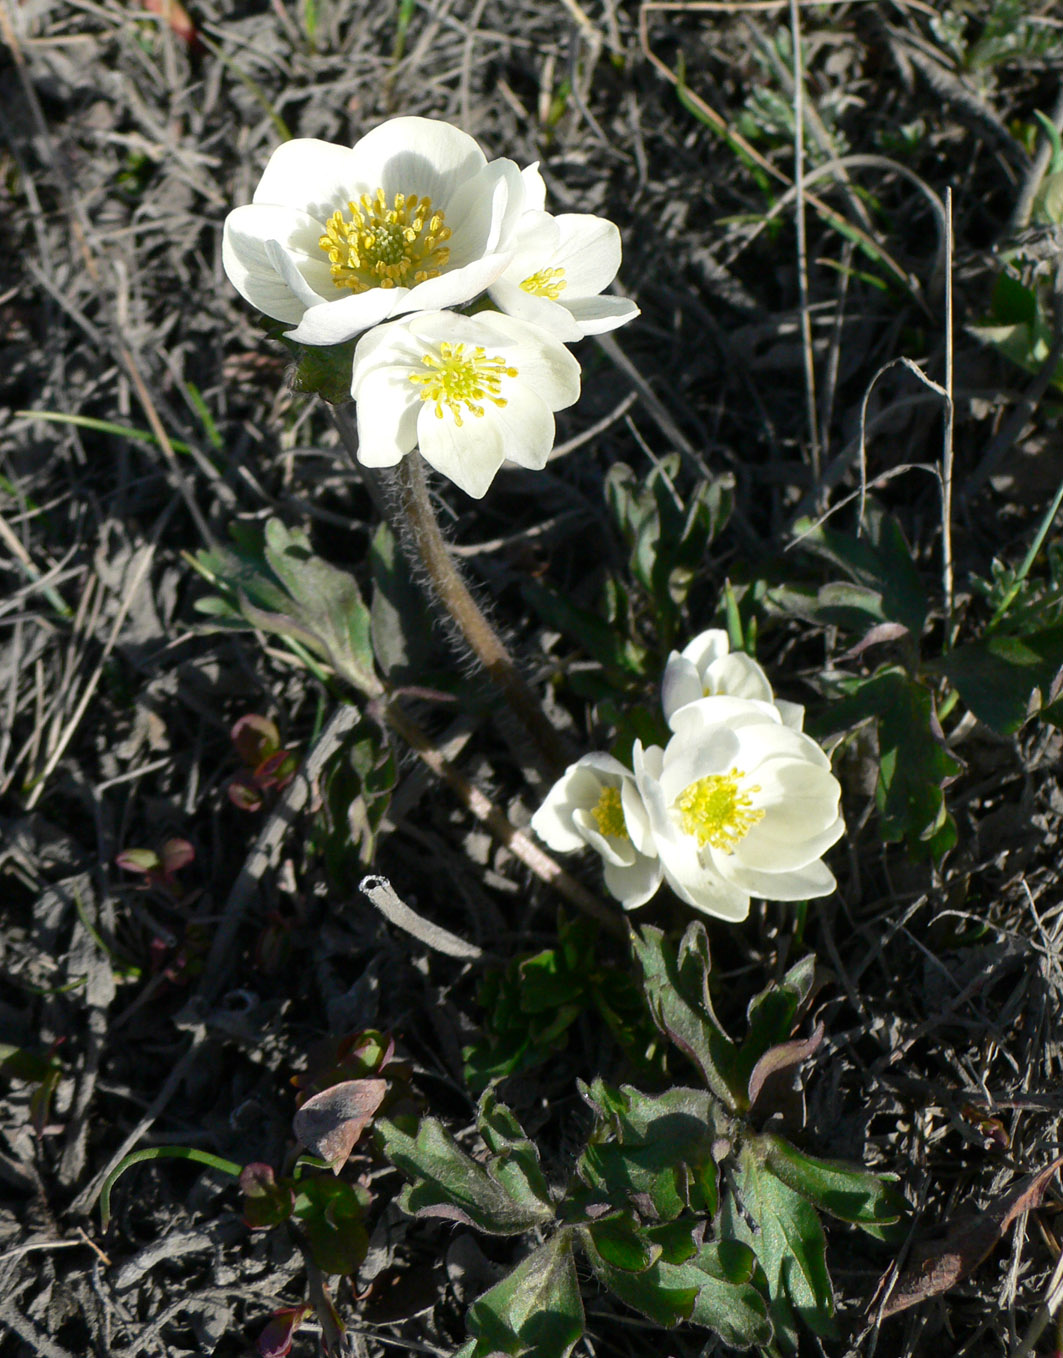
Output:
top-left (4, 1), bottom-right (1063, 1354)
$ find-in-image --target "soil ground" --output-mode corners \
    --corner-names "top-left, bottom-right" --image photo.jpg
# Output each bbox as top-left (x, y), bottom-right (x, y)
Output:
top-left (4, 1), bottom-right (1063, 1355)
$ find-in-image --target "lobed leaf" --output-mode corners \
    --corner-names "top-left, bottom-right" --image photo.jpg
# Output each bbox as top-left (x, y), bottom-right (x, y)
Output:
top-left (736, 1147), bottom-right (838, 1342)
top-left (630, 923), bottom-right (742, 1109)
top-left (464, 1232), bottom-right (584, 1358)
top-left (377, 1101), bottom-right (554, 1236)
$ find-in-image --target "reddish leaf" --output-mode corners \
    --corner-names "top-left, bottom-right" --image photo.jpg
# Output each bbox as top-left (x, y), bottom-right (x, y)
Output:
top-left (115, 847), bottom-right (161, 875)
top-left (240, 1162), bottom-right (294, 1229)
top-left (293, 1077), bottom-right (388, 1172)
top-left (160, 837), bottom-right (194, 878)
top-left (257, 1305), bottom-right (309, 1358)
top-left (232, 714), bottom-right (280, 768)
top-left (139, 0), bottom-right (201, 49)
top-left (747, 1022), bottom-right (825, 1111)
top-left (255, 748), bottom-right (298, 791)
top-left (875, 1155), bottom-right (1063, 1318)
top-left (228, 771), bottom-right (264, 812)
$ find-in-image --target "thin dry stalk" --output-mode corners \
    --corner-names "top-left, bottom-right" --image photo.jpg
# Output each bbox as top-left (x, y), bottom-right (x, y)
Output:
top-left (788, 0), bottom-right (820, 486)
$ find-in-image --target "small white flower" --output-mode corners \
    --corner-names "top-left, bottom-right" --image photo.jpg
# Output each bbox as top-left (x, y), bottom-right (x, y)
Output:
top-left (222, 117), bottom-right (526, 346)
top-left (530, 754), bottom-right (662, 910)
top-left (633, 695), bottom-right (844, 921)
top-left (662, 628), bottom-right (805, 731)
top-left (350, 309), bottom-right (581, 499)
top-left (487, 168), bottom-right (639, 342)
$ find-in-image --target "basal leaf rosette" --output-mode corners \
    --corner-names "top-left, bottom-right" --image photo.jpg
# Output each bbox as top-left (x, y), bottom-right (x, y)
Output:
top-left (662, 629), bottom-right (805, 732)
top-left (222, 117), bottom-right (526, 346)
top-left (350, 309), bottom-right (581, 499)
top-left (530, 753), bottom-right (662, 910)
top-left (487, 167), bottom-right (639, 341)
top-left (633, 696), bottom-right (844, 921)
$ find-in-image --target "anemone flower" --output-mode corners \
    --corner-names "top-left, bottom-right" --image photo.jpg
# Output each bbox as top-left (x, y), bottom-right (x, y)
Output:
top-left (223, 117), bottom-right (526, 346)
top-left (350, 309), bottom-right (580, 499)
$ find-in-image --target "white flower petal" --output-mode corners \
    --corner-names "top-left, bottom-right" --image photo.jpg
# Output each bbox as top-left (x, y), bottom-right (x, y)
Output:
top-left (418, 405), bottom-right (506, 499)
top-left (705, 654), bottom-right (775, 704)
top-left (222, 204), bottom-right (330, 323)
top-left (681, 629), bottom-right (731, 668)
top-left (658, 726), bottom-right (744, 804)
top-left (286, 287), bottom-right (411, 345)
top-left (662, 655), bottom-right (705, 726)
top-left (390, 251), bottom-right (513, 314)
top-left (501, 211), bottom-right (562, 279)
top-left (485, 384), bottom-right (556, 471)
top-left (659, 850), bottom-right (752, 921)
top-left (349, 116), bottom-right (486, 209)
top-left (714, 857), bottom-right (838, 902)
top-left (551, 214), bottom-right (622, 294)
top-left (776, 699), bottom-right (806, 731)
top-left (560, 294), bottom-right (640, 336)
top-left (733, 810), bottom-right (845, 872)
top-left (252, 139), bottom-right (362, 220)
top-left (264, 239), bottom-right (329, 310)
top-left (352, 367), bottom-right (420, 467)
top-left (520, 162), bottom-right (547, 213)
top-left (731, 720), bottom-right (831, 775)
top-left (604, 854), bottom-right (664, 911)
top-left (487, 278), bottom-right (584, 342)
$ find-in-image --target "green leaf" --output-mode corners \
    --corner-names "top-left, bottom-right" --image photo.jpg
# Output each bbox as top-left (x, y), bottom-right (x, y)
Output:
top-left (192, 520), bottom-right (381, 696)
top-left (937, 627), bottom-right (1063, 733)
top-left (578, 1082), bottom-right (723, 1221)
top-left (733, 955), bottom-right (818, 1093)
top-left (820, 667), bottom-right (960, 858)
top-left (759, 1134), bottom-right (906, 1239)
top-left (791, 505), bottom-right (927, 638)
top-left (368, 519), bottom-right (436, 682)
top-left (377, 1101), bottom-right (554, 1236)
top-left (630, 923), bottom-right (743, 1109)
top-left (262, 521), bottom-right (378, 695)
top-left (587, 1212), bottom-right (661, 1271)
top-left (522, 578), bottom-right (648, 679)
top-left (582, 1227), bottom-right (772, 1347)
top-left (240, 1163), bottom-right (294, 1229)
top-left (477, 1091), bottom-right (554, 1213)
top-left (291, 1176), bottom-right (370, 1275)
top-left (737, 1147), bottom-right (837, 1341)
top-left (464, 1232), bottom-right (584, 1358)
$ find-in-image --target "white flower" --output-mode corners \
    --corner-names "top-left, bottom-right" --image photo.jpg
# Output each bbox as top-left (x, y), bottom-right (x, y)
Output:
top-left (662, 629), bottom-right (805, 732)
top-left (486, 167), bottom-right (639, 342)
top-left (530, 754), bottom-right (662, 910)
top-left (633, 695), bottom-right (844, 922)
top-left (350, 309), bottom-right (581, 499)
top-left (222, 117), bottom-right (527, 346)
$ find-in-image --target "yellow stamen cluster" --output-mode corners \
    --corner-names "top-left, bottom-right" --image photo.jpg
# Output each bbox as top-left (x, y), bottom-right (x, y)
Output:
top-left (319, 188), bottom-right (451, 293)
top-left (408, 342), bottom-right (518, 427)
top-left (520, 266), bottom-right (567, 300)
top-left (676, 769), bottom-right (763, 853)
top-left (592, 785), bottom-right (628, 840)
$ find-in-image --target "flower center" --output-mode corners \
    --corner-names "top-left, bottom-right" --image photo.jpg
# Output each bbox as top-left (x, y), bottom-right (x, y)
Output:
top-left (408, 342), bottom-right (518, 427)
top-left (319, 189), bottom-right (452, 293)
top-left (675, 769), bottom-right (763, 853)
top-left (520, 267), bottom-right (566, 300)
top-left (591, 785), bottom-right (628, 840)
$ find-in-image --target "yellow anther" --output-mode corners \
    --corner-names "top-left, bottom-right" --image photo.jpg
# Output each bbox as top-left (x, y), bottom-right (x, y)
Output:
top-left (408, 342), bottom-right (517, 427)
top-left (520, 266), bottom-right (567, 300)
top-left (676, 769), bottom-right (763, 853)
top-left (318, 188), bottom-right (452, 294)
top-left (592, 785), bottom-right (628, 840)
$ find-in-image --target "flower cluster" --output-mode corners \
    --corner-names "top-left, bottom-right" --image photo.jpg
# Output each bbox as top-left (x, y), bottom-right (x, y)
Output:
top-left (223, 117), bottom-right (638, 498)
top-left (532, 630), bottom-right (845, 921)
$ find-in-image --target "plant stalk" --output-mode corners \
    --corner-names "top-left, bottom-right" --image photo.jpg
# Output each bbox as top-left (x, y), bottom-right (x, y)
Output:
top-left (395, 450), bottom-right (569, 777)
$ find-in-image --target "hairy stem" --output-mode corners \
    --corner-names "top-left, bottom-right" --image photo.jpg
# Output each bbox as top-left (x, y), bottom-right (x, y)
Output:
top-left (396, 450), bottom-right (568, 776)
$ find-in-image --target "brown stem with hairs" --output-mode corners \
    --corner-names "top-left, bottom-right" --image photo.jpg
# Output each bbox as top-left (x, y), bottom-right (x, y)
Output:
top-left (395, 450), bottom-right (569, 777)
